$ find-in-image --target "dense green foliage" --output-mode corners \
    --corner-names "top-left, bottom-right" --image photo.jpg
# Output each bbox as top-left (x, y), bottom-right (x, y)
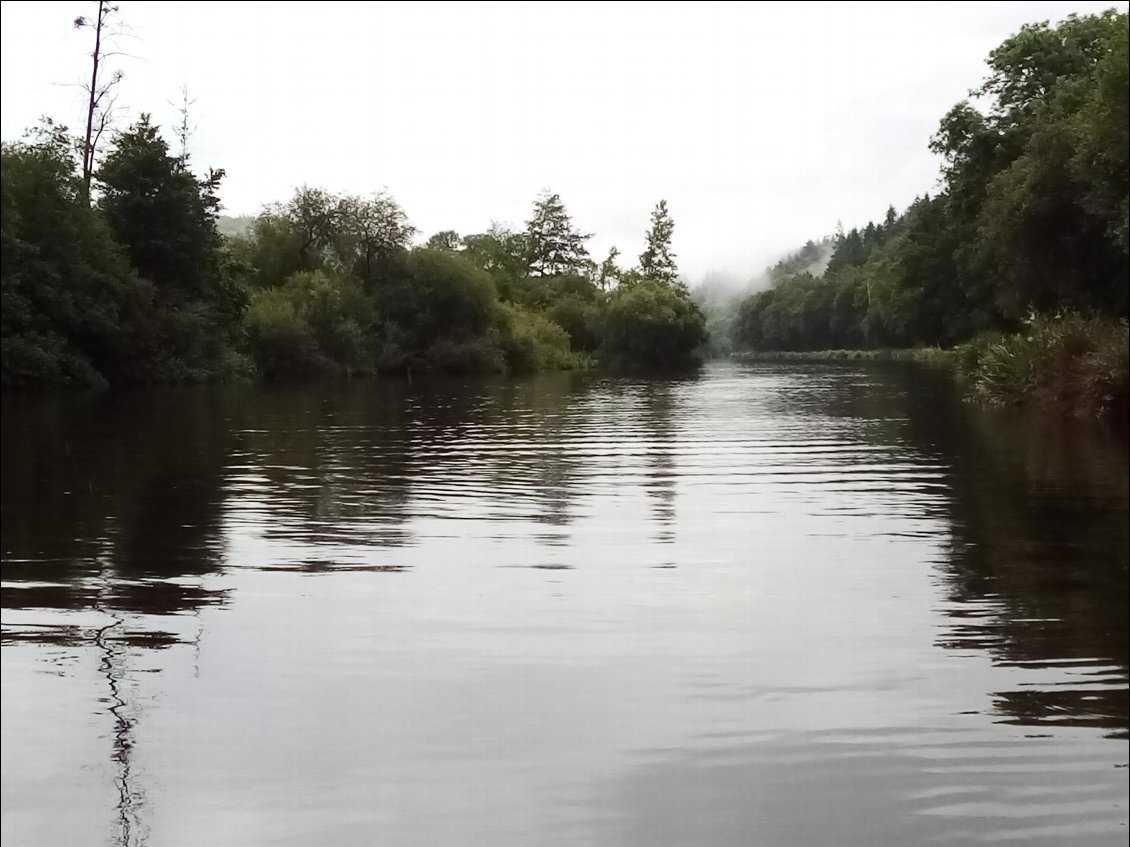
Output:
top-left (603, 277), bottom-right (707, 370)
top-left (226, 188), bottom-right (701, 378)
top-left (956, 313), bottom-right (1128, 419)
top-left (2, 116), bottom-right (703, 385)
top-left (734, 11), bottom-right (1128, 358)
top-left (2, 119), bottom-right (248, 386)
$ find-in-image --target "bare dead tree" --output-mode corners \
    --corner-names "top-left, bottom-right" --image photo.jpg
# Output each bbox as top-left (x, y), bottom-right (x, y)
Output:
top-left (74, 1), bottom-right (124, 198)
top-left (170, 83), bottom-right (197, 163)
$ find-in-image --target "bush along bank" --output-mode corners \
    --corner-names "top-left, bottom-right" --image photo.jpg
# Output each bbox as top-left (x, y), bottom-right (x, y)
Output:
top-left (956, 314), bottom-right (1129, 421)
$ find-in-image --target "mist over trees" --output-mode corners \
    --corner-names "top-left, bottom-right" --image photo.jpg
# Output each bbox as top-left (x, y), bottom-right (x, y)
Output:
top-left (732, 10), bottom-right (1128, 354)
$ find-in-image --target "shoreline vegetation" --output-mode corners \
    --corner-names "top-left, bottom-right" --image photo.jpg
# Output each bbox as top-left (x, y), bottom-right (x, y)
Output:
top-left (2, 10), bottom-right (1127, 422)
top-left (956, 314), bottom-right (1129, 421)
top-left (1, 125), bottom-right (706, 386)
top-left (732, 348), bottom-right (954, 364)
top-left (731, 313), bottom-right (1129, 421)
top-left (717, 10), bottom-right (1128, 421)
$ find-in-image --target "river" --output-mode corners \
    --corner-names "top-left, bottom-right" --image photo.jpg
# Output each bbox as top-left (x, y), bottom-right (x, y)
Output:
top-left (2, 361), bottom-right (1127, 846)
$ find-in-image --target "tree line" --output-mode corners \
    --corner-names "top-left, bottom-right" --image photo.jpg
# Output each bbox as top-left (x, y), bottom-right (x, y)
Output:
top-left (1, 121), bottom-right (705, 386)
top-left (2, 2), bottom-right (707, 387)
top-left (733, 10), bottom-right (1128, 354)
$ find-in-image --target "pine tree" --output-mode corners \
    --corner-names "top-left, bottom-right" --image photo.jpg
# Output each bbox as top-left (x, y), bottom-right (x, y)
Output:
top-left (524, 191), bottom-right (592, 277)
top-left (639, 200), bottom-right (678, 285)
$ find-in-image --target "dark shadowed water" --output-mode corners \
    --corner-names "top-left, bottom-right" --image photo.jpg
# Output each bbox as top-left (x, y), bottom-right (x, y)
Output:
top-left (2, 361), bottom-right (1127, 847)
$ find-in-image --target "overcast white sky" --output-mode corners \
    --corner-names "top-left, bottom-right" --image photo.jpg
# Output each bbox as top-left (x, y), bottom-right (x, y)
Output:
top-left (2, 1), bottom-right (1126, 282)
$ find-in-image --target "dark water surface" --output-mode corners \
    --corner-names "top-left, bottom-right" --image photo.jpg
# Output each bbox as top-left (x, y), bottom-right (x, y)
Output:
top-left (2, 362), bottom-right (1127, 846)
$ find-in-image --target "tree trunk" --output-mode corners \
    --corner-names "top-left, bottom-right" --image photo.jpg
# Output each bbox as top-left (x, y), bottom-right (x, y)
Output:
top-left (81, 0), bottom-right (106, 200)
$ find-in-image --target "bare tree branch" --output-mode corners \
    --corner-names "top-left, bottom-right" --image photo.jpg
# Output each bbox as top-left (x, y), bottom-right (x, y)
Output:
top-left (169, 84), bottom-right (198, 162)
top-left (77, 1), bottom-right (126, 199)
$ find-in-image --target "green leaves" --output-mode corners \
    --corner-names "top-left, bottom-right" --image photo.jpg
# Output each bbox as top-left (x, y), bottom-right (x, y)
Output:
top-left (1, 127), bottom-right (142, 386)
top-left (603, 278), bottom-right (706, 370)
top-left (98, 115), bottom-right (223, 302)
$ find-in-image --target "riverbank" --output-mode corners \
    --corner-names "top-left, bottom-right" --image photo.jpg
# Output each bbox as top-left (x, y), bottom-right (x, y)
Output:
top-left (731, 347), bottom-right (954, 364)
top-left (732, 315), bottom-right (1130, 422)
top-left (955, 315), bottom-right (1129, 422)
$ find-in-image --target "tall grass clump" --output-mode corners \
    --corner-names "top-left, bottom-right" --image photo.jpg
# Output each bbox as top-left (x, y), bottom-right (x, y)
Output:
top-left (957, 313), bottom-right (1129, 420)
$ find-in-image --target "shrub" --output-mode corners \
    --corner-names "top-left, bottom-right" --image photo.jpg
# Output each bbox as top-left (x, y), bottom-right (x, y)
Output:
top-left (546, 296), bottom-right (602, 353)
top-left (425, 336), bottom-right (505, 375)
top-left (245, 289), bottom-right (329, 378)
top-left (282, 271), bottom-right (375, 374)
top-left (957, 313), bottom-right (1129, 418)
top-left (602, 278), bottom-right (707, 370)
top-left (500, 305), bottom-right (583, 373)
